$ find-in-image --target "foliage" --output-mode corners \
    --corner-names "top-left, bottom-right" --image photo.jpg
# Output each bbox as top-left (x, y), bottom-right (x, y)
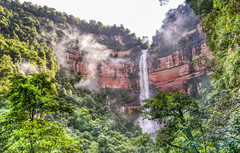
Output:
top-left (186, 0), bottom-right (213, 17)
top-left (8, 73), bottom-right (74, 120)
top-left (0, 0), bottom-right (147, 52)
top-left (51, 67), bottom-right (156, 152)
top-left (192, 54), bottom-right (216, 73)
top-left (130, 133), bottom-right (158, 153)
top-left (3, 119), bottom-right (81, 153)
top-left (3, 0), bottom-right (239, 152)
top-left (0, 55), bottom-right (16, 99)
top-left (142, 91), bottom-right (209, 152)
top-left (187, 0), bottom-right (240, 92)
top-left (0, 73), bottom-right (79, 152)
top-left (187, 0), bottom-right (240, 151)
top-left (0, 0), bottom-right (153, 152)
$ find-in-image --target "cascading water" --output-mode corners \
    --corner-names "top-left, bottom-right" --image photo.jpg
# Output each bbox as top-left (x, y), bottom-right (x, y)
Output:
top-left (138, 49), bottom-right (159, 134)
top-left (139, 50), bottom-right (150, 101)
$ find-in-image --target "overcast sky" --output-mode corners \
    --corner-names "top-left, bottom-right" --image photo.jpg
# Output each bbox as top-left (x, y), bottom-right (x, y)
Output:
top-left (19, 0), bottom-right (185, 41)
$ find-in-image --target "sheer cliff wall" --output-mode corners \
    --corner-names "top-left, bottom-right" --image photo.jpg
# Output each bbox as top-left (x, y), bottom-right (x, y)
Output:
top-left (149, 25), bottom-right (212, 94)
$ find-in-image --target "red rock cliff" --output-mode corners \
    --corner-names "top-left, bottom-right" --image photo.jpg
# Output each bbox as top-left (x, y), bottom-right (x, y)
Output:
top-left (149, 25), bottom-right (212, 93)
top-left (66, 50), bottom-right (140, 89)
top-left (66, 26), bottom-right (212, 94)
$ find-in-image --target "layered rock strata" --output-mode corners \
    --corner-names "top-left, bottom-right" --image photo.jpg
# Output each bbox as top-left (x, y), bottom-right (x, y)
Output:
top-left (149, 26), bottom-right (212, 92)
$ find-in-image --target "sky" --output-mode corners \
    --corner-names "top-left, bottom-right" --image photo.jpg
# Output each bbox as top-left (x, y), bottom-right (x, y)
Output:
top-left (19, 0), bottom-right (185, 42)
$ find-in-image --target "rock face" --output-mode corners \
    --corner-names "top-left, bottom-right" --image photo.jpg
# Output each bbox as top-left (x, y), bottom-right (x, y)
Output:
top-left (98, 50), bottom-right (139, 89)
top-left (66, 50), bottom-right (140, 89)
top-left (148, 4), bottom-right (212, 95)
top-left (149, 25), bottom-right (212, 93)
top-left (99, 63), bottom-right (135, 88)
top-left (67, 29), bottom-right (212, 93)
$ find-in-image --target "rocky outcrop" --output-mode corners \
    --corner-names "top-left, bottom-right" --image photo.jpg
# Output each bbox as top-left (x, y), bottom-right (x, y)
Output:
top-left (149, 25), bottom-right (212, 93)
top-left (148, 4), bottom-right (213, 94)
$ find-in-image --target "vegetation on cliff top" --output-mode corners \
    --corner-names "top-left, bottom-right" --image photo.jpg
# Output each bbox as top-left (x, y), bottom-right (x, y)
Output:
top-left (0, 0), bottom-right (147, 52)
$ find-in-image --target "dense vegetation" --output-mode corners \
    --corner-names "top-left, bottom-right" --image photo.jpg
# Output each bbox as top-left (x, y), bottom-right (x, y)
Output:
top-left (0, 0), bottom-right (148, 54)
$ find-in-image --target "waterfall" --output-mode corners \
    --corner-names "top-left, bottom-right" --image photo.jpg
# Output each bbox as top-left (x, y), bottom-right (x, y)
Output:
top-left (138, 49), bottom-right (159, 134)
top-left (139, 50), bottom-right (150, 100)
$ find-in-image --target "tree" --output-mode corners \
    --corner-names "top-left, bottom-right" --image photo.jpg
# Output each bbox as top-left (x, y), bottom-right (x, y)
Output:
top-left (8, 73), bottom-right (74, 121)
top-left (0, 73), bottom-right (82, 152)
top-left (142, 91), bottom-right (208, 153)
top-left (187, 0), bottom-right (240, 151)
top-left (0, 55), bottom-right (16, 100)
top-left (186, 0), bottom-right (213, 16)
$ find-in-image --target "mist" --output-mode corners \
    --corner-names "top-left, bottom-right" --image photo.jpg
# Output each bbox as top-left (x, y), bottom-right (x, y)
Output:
top-left (51, 28), bottom-right (113, 91)
top-left (19, 63), bottom-right (38, 74)
top-left (152, 4), bottom-right (200, 56)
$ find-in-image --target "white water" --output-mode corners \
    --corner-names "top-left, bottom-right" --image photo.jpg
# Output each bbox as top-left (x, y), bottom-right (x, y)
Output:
top-left (140, 50), bottom-right (150, 100)
top-left (138, 49), bottom-right (159, 134)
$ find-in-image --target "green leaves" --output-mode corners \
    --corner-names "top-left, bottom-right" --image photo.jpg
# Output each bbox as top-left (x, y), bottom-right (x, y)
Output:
top-left (142, 91), bottom-right (206, 152)
top-left (8, 74), bottom-right (74, 121)
top-left (1, 73), bottom-right (77, 152)
top-left (197, 0), bottom-right (240, 93)
top-left (186, 0), bottom-right (240, 151)
top-left (0, 55), bottom-right (16, 99)
top-left (186, 0), bottom-right (213, 17)
top-left (142, 91), bottom-right (198, 121)
top-left (5, 119), bottom-right (82, 152)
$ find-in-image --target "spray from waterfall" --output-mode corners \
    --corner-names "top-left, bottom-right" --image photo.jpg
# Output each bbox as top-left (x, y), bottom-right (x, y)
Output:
top-left (138, 49), bottom-right (159, 134)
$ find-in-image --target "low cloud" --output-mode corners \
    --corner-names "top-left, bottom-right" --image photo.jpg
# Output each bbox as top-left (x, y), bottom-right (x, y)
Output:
top-left (51, 28), bottom-right (112, 91)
